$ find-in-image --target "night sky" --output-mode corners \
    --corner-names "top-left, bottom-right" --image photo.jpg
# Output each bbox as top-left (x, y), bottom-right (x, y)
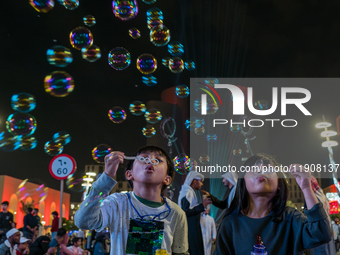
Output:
top-left (1, 0), bottom-right (340, 202)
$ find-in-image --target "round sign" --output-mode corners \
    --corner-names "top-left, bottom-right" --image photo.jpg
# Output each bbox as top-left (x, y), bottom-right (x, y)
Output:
top-left (49, 154), bottom-right (76, 180)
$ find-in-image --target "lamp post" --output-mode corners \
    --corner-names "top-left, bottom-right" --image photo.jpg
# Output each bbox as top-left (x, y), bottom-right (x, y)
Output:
top-left (316, 118), bottom-right (340, 195)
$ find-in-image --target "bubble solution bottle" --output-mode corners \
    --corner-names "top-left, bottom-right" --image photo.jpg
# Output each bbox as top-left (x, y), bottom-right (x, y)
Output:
top-left (251, 236), bottom-right (268, 255)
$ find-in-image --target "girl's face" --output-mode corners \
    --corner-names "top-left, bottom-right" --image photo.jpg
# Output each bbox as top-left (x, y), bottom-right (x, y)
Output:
top-left (244, 164), bottom-right (278, 196)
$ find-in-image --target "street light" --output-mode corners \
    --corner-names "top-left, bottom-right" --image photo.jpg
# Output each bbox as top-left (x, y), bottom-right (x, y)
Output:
top-left (316, 117), bottom-right (340, 195)
top-left (82, 172), bottom-right (96, 200)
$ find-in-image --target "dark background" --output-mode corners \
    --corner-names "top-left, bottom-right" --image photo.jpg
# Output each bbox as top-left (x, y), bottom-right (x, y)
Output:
top-left (1, 0), bottom-right (340, 201)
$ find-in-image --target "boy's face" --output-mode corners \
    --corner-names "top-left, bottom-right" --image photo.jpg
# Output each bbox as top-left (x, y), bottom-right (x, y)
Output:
top-left (126, 151), bottom-right (171, 189)
top-left (18, 242), bottom-right (28, 251)
top-left (1, 204), bottom-right (8, 211)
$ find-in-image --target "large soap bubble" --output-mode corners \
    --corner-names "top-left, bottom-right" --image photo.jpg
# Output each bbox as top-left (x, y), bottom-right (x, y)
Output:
top-left (44, 141), bottom-right (63, 156)
top-left (11, 93), bottom-right (36, 113)
top-left (142, 125), bottom-right (156, 138)
top-left (129, 101), bottom-right (146, 116)
top-left (20, 137), bottom-right (38, 151)
top-left (81, 45), bottom-right (101, 62)
top-left (108, 106), bottom-right (127, 124)
top-left (92, 144), bottom-right (112, 163)
top-left (144, 108), bottom-right (162, 124)
top-left (46, 46), bottom-right (73, 67)
top-left (6, 113), bottom-right (37, 137)
top-left (112, 0), bottom-right (138, 21)
top-left (175, 85), bottom-right (189, 98)
top-left (69, 27), bottom-right (93, 50)
top-left (83, 15), bottom-right (96, 26)
top-left (108, 47), bottom-right (131, 70)
top-left (53, 131), bottom-right (71, 145)
top-left (29, 0), bottom-right (54, 13)
top-left (169, 57), bottom-right (184, 73)
top-left (136, 54), bottom-right (157, 74)
top-left (168, 41), bottom-right (184, 56)
top-left (44, 71), bottom-right (75, 97)
top-left (150, 25), bottom-right (170, 47)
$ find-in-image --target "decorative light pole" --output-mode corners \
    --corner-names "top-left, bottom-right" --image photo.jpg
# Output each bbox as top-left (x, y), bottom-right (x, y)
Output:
top-left (316, 118), bottom-right (339, 195)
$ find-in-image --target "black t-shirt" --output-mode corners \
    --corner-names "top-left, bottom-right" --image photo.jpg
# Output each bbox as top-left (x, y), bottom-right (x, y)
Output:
top-left (0, 212), bottom-right (13, 232)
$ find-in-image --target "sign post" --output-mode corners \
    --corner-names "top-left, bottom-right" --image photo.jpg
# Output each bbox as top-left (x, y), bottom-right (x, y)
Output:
top-left (49, 154), bottom-right (76, 228)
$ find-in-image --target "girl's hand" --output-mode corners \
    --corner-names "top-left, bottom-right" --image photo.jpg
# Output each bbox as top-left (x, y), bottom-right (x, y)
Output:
top-left (289, 164), bottom-right (312, 191)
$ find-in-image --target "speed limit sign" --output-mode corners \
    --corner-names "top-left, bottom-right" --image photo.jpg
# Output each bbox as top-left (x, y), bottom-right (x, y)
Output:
top-left (49, 154), bottom-right (76, 180)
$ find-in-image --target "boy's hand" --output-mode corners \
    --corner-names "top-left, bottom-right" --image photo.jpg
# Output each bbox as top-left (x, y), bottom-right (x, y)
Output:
top-left (289, 164), bottom-right (312, 191)
top-left (104, 151), bottom-right (125, 178)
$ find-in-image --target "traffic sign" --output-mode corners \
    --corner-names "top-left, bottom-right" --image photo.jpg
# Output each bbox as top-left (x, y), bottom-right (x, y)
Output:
top-left (49, 154), bottom-right (76, 180)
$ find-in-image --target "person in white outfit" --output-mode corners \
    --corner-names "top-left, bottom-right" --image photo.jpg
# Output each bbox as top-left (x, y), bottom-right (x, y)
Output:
top-left (200, 208), bottom-right (216, 255)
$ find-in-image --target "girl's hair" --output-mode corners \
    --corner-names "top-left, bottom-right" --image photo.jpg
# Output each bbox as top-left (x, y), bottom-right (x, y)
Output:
top-left (126, 145), bottom-right (175, 192)
top-left (226, 153), bottom-right (288, 219)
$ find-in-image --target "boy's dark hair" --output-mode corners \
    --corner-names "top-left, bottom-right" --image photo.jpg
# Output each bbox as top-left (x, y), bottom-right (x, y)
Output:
top-left (27, 207), bottom-right (33, 213)
top-left (126, 145), bottom-right (175, 192)
top-left (226, 153), bottom-right (288, 220)
top-left (1, 201), bottom-right (9, 206)
top-left (72, 237), bottom-right (81, 244)
top-left (52, 211), bottom-right (58, 216)
top-left (33, 208), bottom-right (39, 212)
top-left (56, 228), bottom-right (67, 237)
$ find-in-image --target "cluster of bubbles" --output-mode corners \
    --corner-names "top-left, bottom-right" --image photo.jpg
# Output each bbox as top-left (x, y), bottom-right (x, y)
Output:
top-left (112, 0), bottom-right (138, 21)
top-left (108, 106), bottom-right (127, 124)
top-left (144, 108), bottom-right (162, 124)
top-left (92, 144), bottom-right (112, 164)
top-left (199, 154), bottom-right (210, 164)
top-left (142, 125), bottom-right (156, 138)
top-left (175, 85), bottom-right (190, 98)
top-left (16, 179), bottom-right (48, 203)
top-left (44, 131), bottom-right (71, 156)
top-left (0, 93), bottom-right (38, 152)
top-left (173, 154), bottom-right (196, 174)
top-left (142, 75), bottom-right (157, 86)
top-left (44, 71), bottom-right (75, 97)
top-left (108, 47), bottom-right (131, 70)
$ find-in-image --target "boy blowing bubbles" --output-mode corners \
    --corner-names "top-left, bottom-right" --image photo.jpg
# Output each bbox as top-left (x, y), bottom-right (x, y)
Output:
top-left (75, 146), bottom-right (188, 255)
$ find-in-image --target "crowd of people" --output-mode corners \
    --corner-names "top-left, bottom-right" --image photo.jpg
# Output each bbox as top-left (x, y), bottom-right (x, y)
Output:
top-left (0, 145), bottom-right (336, 255)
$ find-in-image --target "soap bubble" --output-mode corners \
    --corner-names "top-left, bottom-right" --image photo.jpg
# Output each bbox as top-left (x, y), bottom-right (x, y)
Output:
top-left (92, 144), bottom-right (112, 163)
top-left (205, 78), bottom-right (219, 86)
top-left (16, 181), bottom-right (48, 203)
top-left (83, 15), bottom-right (96, 26)
top-left (129, 28), bottom-right (141, 39)
top-left (162, 57), bottom-right (170, 67)
top-left (46, 45), bottom-right (73, 67)
top-left (129, 101), bottom-right (146, 116)
top-left (44, 141), bottom-right (63, 156)
top-left (0, 136), bottom-right (21, 152)
top-left (169, 57), bottom-right (184, 73)
top-left (194, 126), bottom-right (205, 135)
top-left (6, 113), bottom-right (37, 137)
top-left (150, 25), bottom-right (170, 47)
top-left (254, 100), bottom-right (269, 110)
top-left (136, 54), bottom-right (157, 74)
top-left (146, 7), bottom-right (163, 20)
top-left (168, 41), bottom-right (184, 56)
top-left (199, 154), bottom-right (210, 164)
top-left (29, 0), bottom-right (54, 13)
top-left (142, 75), bottom-right (157, 86)
top-left (147, 18), bottom-right (163, 30)
top-left (11, 93), bottom-right (36, 113)
top-left (233, 149), bottom-right (242, 156)
top-left (185, 118), bottom-right (205, 131)
top-left (142, 0), bottom-right (156, 4)
top-left (62, 0), bottom-right (79, 10)
top-left (193, 97), bottom-right (218, 115)
top-left (230, 125), bottom-right (240, 133)
top-left (112, 0), bottom-right (138, 21)
top-left (206, 134), bottom-right (217, 142)
top-left (173, 154), bottom-right (191, 175)
top-left (66, 174), bottom-right (86, 192)
top-left (108, 47), bottom-right (131, 70)
top-left (142, 125), bottom-right (156, 138)
top-left (53, 131), bottom-right (71, 145)
top-left (108, 106), bottom-right (127, 124)
top-left (144, 108), bottom-right (162, 124)
top-left (185, 60), bottom-right (195, 71)
top-left (175, 85), bottom-right (189, 98)
top-left (81, 45), bottom-right (101, 62)
top-left (20, 137), bottom-right (37, 151)
top-left (69, 27), bottom-right (93, 50)
top-left (44, 71), bottom-right (75, 97)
